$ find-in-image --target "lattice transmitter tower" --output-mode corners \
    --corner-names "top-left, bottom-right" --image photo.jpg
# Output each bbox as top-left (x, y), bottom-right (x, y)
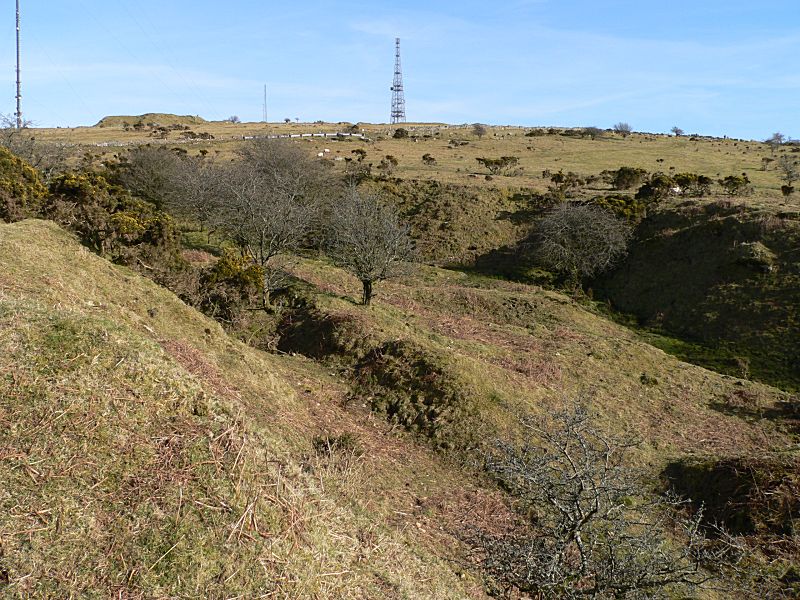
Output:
top-left (390, 38), bottom-right (406, 124)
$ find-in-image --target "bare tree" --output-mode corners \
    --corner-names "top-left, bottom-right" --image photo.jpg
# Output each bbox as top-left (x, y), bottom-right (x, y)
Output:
top-left (671, 126), bottom-right (684, 137)
top-left (0, 114), bottom-right (70, 179)
top-left (472, 123), bottom-right (488, 139)
top-left (167, 154), bottom-right (224, 235)
top-left (777, 155), bottom-right (799, 186)
top-left (218, 161), bottom-right (314, 308)
top-left (765, 132), bottom-right (785, 155)
top-left (326, 188), bottom-right (414, 305)
top-left (534, 203), bottom-right (631, 284)
top-left (236, 137), bottom-right (330, 202)
top-left (481, 404), bottom-right (715, 599)
top-left (116, 145), bottom-right (184, 209)
top-left (214, 140), bottom-right (329, 307)
top-left (613, 122), bottom-right (633, 138)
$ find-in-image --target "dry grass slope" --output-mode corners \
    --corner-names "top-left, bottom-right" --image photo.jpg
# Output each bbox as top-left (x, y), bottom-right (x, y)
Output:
top-left (33, 120), bottom-right (800, 207)
top-left (0, 220), bottom-right (498, 598)
top-left (286, 258), bottom-right (796, 464)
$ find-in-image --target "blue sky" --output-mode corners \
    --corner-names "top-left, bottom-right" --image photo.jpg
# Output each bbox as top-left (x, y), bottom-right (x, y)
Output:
top-left (1, 1), bottom-right (798, 139)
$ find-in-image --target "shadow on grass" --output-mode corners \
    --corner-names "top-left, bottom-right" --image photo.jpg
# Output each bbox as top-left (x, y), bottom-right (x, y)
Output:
top-left (181, 229), bottom-right (224, 256)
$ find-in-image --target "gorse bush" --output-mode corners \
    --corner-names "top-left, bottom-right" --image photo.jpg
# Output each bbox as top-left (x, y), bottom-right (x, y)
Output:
top-left (476, 156), bottom-right (519, 175)
top-left (673, 172), bottom-right (713, 197)
top-left (718, 174), bottom-right (752, 196)
top-left (196, 249), bottom-right (263, 323)
top-left (602, 166), bottom-right (648, 190)
top-left (0, 145), bottom-right (47, 222)
top-left (589, 194), bottom-right (647, 222)
top-left (548, 170), bottom-right (585, 200)
top-left (635, 173), bottom-right (676, 202)
top-left (44, 171), bottom-right (182, 271)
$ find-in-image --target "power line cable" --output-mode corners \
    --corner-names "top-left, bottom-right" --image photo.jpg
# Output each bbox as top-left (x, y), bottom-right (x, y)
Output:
top-left (74, 0), bottom-right (194, 118)
top-left (118, 1), bottom-right (221, 120)
top-left (25, 18), bottom-right (95, 125)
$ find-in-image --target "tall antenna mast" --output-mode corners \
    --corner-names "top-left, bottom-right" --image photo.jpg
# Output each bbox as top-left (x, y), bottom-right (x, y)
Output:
top-left (15, 0), bottom-right (22, 129)
top-left (262, 84), bottom-right (268, 123)
top-left (390, 38), bottom-right (406, 124)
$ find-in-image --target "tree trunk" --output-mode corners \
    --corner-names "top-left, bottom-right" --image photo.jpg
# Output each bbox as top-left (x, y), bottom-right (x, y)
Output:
top-left (361, 280), bottom-right (373, 306)
top-left (262, 286), bottom-right (271, 310)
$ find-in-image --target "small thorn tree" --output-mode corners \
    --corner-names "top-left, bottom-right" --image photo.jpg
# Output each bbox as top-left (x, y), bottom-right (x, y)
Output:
top-left (533, 203), bottom-right (631, 287)
top-left (778, 155), bottom-right (799, 187)
top-left (472, 123), bottom-right (488, 139)
top-left (613, 122), bottom-right (633, 137)
top-left (481, 403), bottom-right (717, 598)
top-left (326, 188), bottom-right (414, 305)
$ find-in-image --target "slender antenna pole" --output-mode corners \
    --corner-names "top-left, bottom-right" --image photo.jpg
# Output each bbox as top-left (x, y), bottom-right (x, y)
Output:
top-left (15, 0), bottom-right (22, 129)
top-left (263, 84), bottom-right (267, 123)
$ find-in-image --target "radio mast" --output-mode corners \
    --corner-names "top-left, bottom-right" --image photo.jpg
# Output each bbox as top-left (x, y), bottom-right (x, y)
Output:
top-left (262, 84), bottom-right (268, 123)
top-left (390, 38), bottom-right (406, 124)
top-left (15, 0), bottom-right (22, 128)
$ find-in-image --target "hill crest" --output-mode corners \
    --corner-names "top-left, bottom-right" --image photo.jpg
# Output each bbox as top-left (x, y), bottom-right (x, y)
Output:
top-left (95, 113), bottom-right (207, 127)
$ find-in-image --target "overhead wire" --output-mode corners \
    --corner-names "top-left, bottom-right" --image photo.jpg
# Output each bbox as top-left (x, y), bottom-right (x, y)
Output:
top-left (22, 13), bottom-right (95, 125)
top-left (118, 1), bottom-right (222, 121)
top-left (74, 0), bottom-right (196, 118)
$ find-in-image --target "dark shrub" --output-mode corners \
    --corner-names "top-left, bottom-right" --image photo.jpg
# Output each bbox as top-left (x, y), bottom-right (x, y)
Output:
top-left (603, 166), bottom-right (648, 190)
top-left (635, 173), bottom-right (676, 202)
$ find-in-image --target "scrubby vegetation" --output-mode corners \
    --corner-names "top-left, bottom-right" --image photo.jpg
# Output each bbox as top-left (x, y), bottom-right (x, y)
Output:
top-left (0, 145), bottom-right (47, 221)
top-left (483, 404), bottom-right (720, 599)
top-left (2, 121), bottom-right (800, 597)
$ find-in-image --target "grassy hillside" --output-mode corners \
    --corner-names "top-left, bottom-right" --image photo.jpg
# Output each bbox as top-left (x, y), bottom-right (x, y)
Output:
top-left (276, 253), bottom-right (800, 594)
top-left (597, 197), bottom-right (800, 391)
top-left (280, 258), bottom-right (795, 461)
top-left (4, 122), bottom-right (800, 594)
top-left (0, 220), bottom-right (499, 598)
top-left (28, 119), bottom-right (794, 196)
top-left (32, 121), bottom-right (800, 205)
top-left (2, 218), bottom-right (798, 596)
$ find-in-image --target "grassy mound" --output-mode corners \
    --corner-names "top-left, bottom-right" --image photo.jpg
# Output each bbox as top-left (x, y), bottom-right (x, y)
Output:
top-left (96, 114), bottom-right (207, 128)
top-left (0, 220), bottom-right (497, 598)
